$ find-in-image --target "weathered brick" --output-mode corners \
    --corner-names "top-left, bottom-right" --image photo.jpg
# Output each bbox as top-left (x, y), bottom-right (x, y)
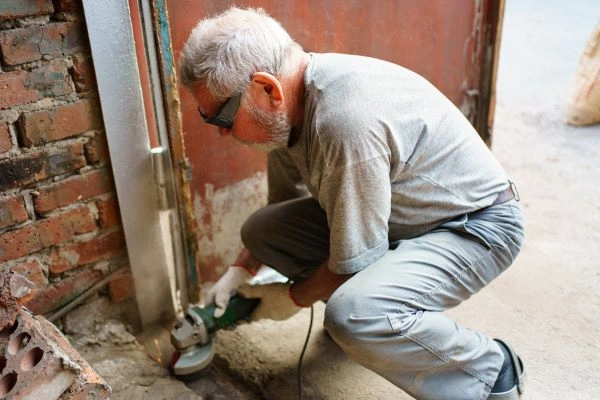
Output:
top-left (11, 258), bottom-right (48, 288)
top-left (0, 269), bottom-right (34, 329)
top-left (0, 195), bottom-right (29, 229)
top-left (0, 142), bottom-right (86, 191)
top-left (63, 21), bottom-right (86, 54)
top-left (19, 99), bottom-right (100, 147)
top-left (96, 195), bottom-right (121, 228)
top-left (71, 53), bottom-right (96, 92)
top-left (0, 309), bottom-right (111, 399)
top-left (108, 268), bottom-right (134, 302)
top-left (27, 62), bottom-right (73, 98)
top-left (52, 0), bottom-right (82, 13)
top-left (84, 132), bottom-right (109, 164)
top-left (0, 21), bottom-right (87, 65)
top-left (33, 168), bottom-right (114, 213)
top-left (0, 24), bottom-right (63, 65)
top-left (0, 121), bottom-right (12, 153)
top-left (0, 0), bottom-right (53, 19)
top-left (49, 230), bottom-right (125, 274)
top-left (0, 64), bottom-right (73, 110)
top-left (25, 268), bottom-right (103, 314)
top-left (0, 70), bottom-right (39, 109)
top-left (0, 206), bottom-right (96, 263)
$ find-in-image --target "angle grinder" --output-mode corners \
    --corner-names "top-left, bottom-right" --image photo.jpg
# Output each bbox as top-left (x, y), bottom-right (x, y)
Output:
top-left (169, 295), bottom-right (259, 378)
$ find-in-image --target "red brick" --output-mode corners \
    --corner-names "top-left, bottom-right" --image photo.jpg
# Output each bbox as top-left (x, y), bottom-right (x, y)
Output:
top-left (0, 270), bottom-right (23, 328)
top-left (28, 62), bottom-right (73, 98)
top-left (0, 195), bottom-right (29, 229)
top-left (96, 196), bottom-right (121, 228)
top-left (0, 206), bottom-right (96, 263)
top-left (0, 310), bottom-right (111, 399)
top-left (11, 258), bottom-right (48, 288)
top-left (19, 99), bottom-right (100, 146)
top-left (49, 230), bottom-right (125, 274)
top-left (0, 64), bottom-right (72, 110)
top-left (0, 24), bottom-right (63, 65)
top-left (0, 142), bottom-right (86, 192)
top-left (25, 268), bottom-right (103, 314)
top-left (0, 70), bottom-right (39, 109)
top-left (108, 268), bottom-right (134, 302)
top-left (71, 53), bottom-right (96, 92)
top-left (53, 0), bottom-right (82, 13)
top-left (0, 0), bottom-right (53, 19)
top-left (84, 133), bottom-right (109, 164)
top-left (0, 122), bottom-right (11, 153)
top-left (0, 22), bottom-right (87, 65)
top-left (63, 21), bottom-right (86, 54)
top-left (33, 169), bottom-right (114, 213)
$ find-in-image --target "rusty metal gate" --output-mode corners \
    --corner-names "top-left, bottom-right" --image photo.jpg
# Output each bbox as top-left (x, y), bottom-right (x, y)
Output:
top-left (151, 0), bottom-right (504, 300)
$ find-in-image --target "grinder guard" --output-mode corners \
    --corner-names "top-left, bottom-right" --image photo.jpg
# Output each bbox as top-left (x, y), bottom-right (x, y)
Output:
top-left (170, 295), bottom-right (260, 377)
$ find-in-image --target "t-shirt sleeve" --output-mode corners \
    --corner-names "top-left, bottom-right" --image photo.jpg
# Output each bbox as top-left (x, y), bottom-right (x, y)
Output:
top-left (319, 154), bottom-right (391, 274)
top-left (267, 148), bottom-right (309, 204)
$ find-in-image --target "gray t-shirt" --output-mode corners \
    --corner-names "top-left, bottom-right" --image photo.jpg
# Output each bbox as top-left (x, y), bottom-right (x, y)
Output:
top-left (268, 53), bottom-right (508, 274)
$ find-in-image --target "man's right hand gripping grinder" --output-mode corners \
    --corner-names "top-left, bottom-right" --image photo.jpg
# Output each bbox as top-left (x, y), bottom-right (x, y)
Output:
top-left (170, 295), bottom-right (259, 378)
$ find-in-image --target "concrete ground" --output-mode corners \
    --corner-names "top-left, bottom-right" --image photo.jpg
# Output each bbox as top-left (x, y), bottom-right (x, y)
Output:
top-left (72, 1), bottom-right (600, 399)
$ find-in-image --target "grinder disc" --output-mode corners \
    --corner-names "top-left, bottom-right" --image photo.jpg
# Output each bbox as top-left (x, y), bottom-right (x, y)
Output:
top-left (171, 341), bottom-right (215, 378)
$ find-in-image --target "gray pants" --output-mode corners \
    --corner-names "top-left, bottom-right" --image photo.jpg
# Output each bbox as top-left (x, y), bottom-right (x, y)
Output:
top-left (241, 197), bottom-right (525, 400)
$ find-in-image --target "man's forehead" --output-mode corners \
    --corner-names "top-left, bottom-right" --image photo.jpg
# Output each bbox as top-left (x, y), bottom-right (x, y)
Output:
top-left (191, 83), bottom-right (212, 99)
top-left (191, 83), bottom-right (219, 109)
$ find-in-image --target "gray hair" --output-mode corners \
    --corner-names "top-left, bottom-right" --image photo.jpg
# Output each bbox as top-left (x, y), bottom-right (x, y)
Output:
top-left (179, 7), bottom-right (301, 100)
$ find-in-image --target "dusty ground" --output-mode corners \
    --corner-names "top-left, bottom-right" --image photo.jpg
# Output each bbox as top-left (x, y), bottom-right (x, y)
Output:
top-left (68, 1), bottom-right (600, 399)
top-left (64, 296), bottom-right (258, 400)
top-left (482, 0), bottom-right (600, 397)
top-left (64, 298), bottom-right (202, 400)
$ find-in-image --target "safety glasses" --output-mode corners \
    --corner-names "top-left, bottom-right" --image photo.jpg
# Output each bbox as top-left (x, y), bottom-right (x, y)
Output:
top-left (197, 92), bottom-right (242, 129)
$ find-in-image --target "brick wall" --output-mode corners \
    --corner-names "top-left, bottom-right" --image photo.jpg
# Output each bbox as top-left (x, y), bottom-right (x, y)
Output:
top-left (0, 0), bottom-right (135, 315)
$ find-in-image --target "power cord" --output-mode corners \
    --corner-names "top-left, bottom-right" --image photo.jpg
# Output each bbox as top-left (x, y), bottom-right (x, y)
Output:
top-left (297, 305), bottom-right (314, 400)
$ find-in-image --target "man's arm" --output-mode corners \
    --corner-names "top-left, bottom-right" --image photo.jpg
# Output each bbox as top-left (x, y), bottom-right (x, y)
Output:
top-left (238, 257), bottom-right (354, 321)
top-left (289, 258), bottom-right (353, 306)
top-left (232, 247), bottom-right (262, 275)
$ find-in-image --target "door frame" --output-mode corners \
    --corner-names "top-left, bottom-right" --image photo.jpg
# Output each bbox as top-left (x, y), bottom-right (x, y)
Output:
top-left (82, 0), bottom-right (194, 326)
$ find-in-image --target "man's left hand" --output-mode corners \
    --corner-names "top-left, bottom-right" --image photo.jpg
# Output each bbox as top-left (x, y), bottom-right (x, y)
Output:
top-left (237, 282), bottom-right (305, 321)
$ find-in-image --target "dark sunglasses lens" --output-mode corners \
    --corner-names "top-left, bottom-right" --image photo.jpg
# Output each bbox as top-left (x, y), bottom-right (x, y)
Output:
top-left (206, 93), bottom-right (241, 129)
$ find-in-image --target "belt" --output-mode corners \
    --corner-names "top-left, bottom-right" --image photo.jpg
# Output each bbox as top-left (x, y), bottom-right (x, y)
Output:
top-left (491, 181), bottom-right (520, 206)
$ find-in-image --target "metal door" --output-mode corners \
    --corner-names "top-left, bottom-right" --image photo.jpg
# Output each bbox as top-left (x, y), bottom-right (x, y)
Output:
top-left (156, 0), bottom-right (504, 298)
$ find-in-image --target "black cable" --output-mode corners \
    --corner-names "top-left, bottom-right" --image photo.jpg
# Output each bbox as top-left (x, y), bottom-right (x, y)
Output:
top-left (297, 305), bottom-right (314, 400)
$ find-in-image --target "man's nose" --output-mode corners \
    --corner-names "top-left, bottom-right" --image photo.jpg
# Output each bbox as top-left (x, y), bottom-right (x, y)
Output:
top-left (218, 127), bottom-right (231, 137)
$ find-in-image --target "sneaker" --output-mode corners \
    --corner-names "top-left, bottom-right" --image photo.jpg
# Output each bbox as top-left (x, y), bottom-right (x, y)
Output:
top-left (489, 339), bottom-right (526, 399)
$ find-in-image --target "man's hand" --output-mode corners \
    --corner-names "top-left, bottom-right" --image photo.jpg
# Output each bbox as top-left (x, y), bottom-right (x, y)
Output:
top-left (203, 266), bottom-right (253, 318)
top-left (237, 282), bottom-right (304, 321)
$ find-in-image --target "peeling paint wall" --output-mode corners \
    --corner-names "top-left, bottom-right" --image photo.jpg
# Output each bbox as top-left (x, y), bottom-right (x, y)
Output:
top-left (194, 173), bottom-right (267, 283)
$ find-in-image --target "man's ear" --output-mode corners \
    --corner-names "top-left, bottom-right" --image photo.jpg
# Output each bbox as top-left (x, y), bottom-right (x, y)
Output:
top-left (250, 72), bottom-right (284, 109)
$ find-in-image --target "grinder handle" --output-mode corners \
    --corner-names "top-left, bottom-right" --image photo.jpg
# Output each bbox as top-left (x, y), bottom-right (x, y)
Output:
top-left (212, 295), bottom-right (260, 331)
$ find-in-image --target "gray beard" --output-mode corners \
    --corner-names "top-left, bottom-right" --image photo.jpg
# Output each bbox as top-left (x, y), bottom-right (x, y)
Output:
top-left (238, 103), bottom-right (291, 152)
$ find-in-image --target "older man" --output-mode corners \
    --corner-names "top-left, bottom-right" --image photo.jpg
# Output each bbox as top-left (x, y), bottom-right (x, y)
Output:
top-left (179, 7), bottom-right (525, 400)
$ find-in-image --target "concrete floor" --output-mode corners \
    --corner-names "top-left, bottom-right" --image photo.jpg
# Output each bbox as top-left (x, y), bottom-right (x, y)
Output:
top-left (76, 1), bottom-right (600, 399)
top-left (200, 1), bottom-right (600, 399)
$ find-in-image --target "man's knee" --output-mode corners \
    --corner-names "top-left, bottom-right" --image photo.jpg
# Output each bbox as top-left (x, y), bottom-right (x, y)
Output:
top-left (240, 207), bottom-right (269, 253)
top-left (324, 288), bottom-right (396, 349)
top-left (323, 279), bottom-right (424, 347)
